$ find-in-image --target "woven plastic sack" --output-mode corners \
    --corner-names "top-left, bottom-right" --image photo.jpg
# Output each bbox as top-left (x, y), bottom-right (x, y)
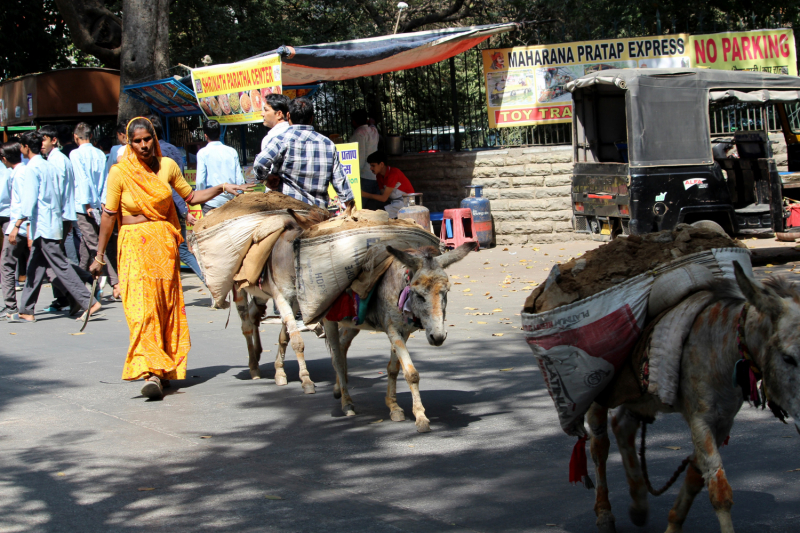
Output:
top-left (295, 225), bottom-right (439, 323)
top-left (521, 247), bottom-right (751, 437)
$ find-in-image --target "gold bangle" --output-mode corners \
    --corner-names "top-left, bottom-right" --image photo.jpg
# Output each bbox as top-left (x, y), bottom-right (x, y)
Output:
top-left (93, 256), bottom-right (107, 266)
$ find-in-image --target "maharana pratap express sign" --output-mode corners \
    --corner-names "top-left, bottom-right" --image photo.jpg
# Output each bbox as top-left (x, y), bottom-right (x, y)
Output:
top-left (191, 54), bottom-right (282, 125)
top-left (483, 29), bottom-right (797, 128)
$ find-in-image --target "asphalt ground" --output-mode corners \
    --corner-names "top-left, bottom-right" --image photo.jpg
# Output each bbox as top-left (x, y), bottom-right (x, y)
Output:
top-left (1, 236), bottom-right (799, 533)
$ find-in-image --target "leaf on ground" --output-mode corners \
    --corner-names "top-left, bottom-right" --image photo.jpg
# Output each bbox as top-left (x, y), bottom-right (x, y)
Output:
top-left (57, 472), bottom-right (66, 476)
top-left (502, 248), bottom-right (508, 251)
top-left (787, 468), bottom-right (800, 472)
top-left (477, 321), bottom-right (487, 324)
top-left (764, 271), bottom-right (773, 274)
top-left (492, 308), bottom-right (503, 312)
top-left (484, 292), bottom-right (490, 296)
top-left (208, 321), bottom-right (213, 323)
top-left (462, 288), bottom-right (471, 292)
top-left (463, 275), bottom-right (470, 278)
top-left (264, 494), bottom-right (283, 500)
top-left (532, 248), bottom-right (540, 251)
top-left (663, 446), bottom-right (681, 450)
top-left (766, 264), bottom-right (774, 267)
top-left (69, 332), bottom-right (85, 336)
top-left (9, 332), bottom-right (16, 335)
top-left (200, 435), bottom-right (212, 439)
top-left (464, 307), bottom-right (478, 310)
top-left (492, 333), bottom-right (504, 337)
top-left (138, 487), bottom-right (156, 491)
top-left (370, 419), bottom-right (384, 424)
top-left (499, 368), bottom-right (514, 371)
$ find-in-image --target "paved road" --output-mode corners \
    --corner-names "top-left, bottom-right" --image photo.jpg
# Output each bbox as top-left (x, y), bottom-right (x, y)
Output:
top-left (2, 238), bottom-right (799, 533)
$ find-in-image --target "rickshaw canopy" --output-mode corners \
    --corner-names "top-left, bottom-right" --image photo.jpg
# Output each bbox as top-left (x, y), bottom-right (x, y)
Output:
top-left (567, 68), bottom-right (800, 168)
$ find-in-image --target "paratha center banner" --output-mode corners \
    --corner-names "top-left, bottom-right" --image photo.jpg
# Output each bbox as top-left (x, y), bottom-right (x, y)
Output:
top-left (191, 54), bottom-right (282, 125)
top-left (483, 28), bottom-right (796, 128)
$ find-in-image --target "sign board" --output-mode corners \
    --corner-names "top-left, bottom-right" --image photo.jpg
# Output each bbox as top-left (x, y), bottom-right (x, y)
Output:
top-left (191, 54), bottom-right (282, 125)
top-left (483, 28), bottom-right (797, 128)
top-left (327, 142), bottom-right (362, 210)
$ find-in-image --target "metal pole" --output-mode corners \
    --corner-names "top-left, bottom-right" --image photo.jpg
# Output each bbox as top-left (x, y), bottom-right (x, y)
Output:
top-left (449, 57), bottom-right (461, 152)
top-left (240, 124), bottom-right (247, 164)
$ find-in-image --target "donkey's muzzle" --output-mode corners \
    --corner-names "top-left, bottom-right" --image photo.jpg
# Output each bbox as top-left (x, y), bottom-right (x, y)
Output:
top-left (428, 332), bottom-right (446, 346)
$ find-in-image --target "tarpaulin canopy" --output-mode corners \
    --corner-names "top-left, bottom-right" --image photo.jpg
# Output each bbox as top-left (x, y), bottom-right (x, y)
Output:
top-left (124, 77), bottom-right (203, 118)
top-left (568, 68), bottom-right (800, 167)
top-left (249, 23), bottom-right (517, 85)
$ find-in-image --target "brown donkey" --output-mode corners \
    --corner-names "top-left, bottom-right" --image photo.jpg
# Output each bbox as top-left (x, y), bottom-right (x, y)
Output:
top-left (586, 263), bottom-right (800, 533)
top-left (323, 243), bottom-right (475, 432)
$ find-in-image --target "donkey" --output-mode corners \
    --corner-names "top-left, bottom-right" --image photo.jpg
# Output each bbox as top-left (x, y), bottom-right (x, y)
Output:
top-left (323, 242), bottom-right (475, 433)
top-left (231, 209), bottom-right (329, 394)
top-left (586, 262), bottom-right (800, 533)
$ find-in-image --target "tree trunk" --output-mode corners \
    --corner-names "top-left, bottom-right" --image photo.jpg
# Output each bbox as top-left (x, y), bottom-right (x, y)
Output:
top-left (118, 0), bottom-right (170, 121)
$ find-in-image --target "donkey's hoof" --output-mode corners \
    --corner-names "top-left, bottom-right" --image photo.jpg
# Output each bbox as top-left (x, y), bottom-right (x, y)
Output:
top-left (415, 419), bottom-right (431, 433)
top-left (249, 369), bottom-right (262, 380)
top-left (390, 409), bottom-right (406, 422)
top-left (275, 374), bottom-right (288, 386)
top-left (596, 514), bottom-right (616, 533)
top-left (302, 381), bottom-right (316, 394)
top-left (629, 505), bottom-right (648, 527)
top-left (343, 404), bottom-right (356, 417)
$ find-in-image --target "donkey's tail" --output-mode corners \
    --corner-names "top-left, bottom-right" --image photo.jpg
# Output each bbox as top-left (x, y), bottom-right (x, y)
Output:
top-left (638, 422), bottom-right (693, 496)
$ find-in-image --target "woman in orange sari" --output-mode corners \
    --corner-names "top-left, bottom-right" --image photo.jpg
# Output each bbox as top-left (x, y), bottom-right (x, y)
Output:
top-left (91, 117), bottom-right (252, 400)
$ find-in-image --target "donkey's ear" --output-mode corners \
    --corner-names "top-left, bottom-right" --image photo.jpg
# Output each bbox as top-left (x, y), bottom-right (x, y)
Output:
top-left (734, 261), bottom-right (784, 319)
top-left (435, 242), bottom-right (477, 269)
top-left (287, 208), bottom-right (317, 230)
top-left (387, 246), bottom-right (423, 271)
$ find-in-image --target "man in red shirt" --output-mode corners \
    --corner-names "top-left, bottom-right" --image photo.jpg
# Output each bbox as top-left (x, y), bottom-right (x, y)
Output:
top-left (361, 151), bottom-right (414, 218)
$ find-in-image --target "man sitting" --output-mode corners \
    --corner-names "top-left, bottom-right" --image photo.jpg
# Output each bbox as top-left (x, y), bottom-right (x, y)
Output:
top-left (360, 151), bottom-right (414, 218)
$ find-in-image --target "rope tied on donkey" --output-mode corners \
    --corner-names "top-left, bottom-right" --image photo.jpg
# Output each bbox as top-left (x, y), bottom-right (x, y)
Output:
top-left (638, 422), bottom-right (693, 496)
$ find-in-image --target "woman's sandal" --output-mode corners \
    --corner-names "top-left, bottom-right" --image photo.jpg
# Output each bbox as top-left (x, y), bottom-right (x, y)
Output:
top-left (140, 375), bottom-right (163, 400)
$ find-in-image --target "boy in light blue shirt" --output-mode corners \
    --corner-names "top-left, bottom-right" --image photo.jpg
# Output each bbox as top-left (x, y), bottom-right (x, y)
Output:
top-left (196, 120), bottom-right (244, 214)
top-left (70, 122), bottom-right (118, 292)
top-left (9, 131), bottom-right (98, 323)
top-left (1, 140), bottom-right (27, 317)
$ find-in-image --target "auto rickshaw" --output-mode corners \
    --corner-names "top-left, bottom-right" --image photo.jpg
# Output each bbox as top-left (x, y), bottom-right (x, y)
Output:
top-left (566, 68), bottom-right (800, 236)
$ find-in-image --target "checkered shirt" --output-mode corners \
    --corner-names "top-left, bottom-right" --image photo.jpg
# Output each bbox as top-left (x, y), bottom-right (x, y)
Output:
top-left (253, 125), bottom-right (353, 207)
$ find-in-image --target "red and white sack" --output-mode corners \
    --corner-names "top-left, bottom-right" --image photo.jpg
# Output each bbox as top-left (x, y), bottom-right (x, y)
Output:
top-left (522, 247), bottom-right (752, 437)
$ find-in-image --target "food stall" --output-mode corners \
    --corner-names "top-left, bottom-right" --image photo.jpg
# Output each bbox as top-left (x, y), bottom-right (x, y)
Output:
top-left (0, 67), bottom-right (120, 141)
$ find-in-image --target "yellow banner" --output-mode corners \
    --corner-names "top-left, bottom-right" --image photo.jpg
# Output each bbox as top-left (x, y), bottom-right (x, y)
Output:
top-left (328, 143), bottom-right (362, 210)
top-left (483, 29), bottom-right (796, 128)
top-left (191, 54), bottom-right (282, 125)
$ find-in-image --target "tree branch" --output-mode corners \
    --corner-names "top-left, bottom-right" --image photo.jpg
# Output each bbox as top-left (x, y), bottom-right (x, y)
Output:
top-left (400, 0), bottom-right (468, 33)
top-left (54, 0), bottom-right (122, 68)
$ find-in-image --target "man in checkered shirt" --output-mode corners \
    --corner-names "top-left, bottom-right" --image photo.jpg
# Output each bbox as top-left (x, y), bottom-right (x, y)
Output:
top-left (253, 97), bottom-right (354, 209)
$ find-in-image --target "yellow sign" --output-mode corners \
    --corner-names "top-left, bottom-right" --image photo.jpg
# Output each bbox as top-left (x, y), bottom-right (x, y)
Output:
top-left (483, 29), bottom-right (797, 128)
top-left (328, 143), bottom-right (362, 210)
top-left (191, 54), bottom-right (282, 125)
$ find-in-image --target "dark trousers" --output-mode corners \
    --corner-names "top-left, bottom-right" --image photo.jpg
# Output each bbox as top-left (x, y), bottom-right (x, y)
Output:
top-left (20, 237), bottom-right (92, 315)
top-left (1, 219), bottom-right (28, 312)
top-left (52, 221), bottom-right (94, 306)
top-left (76, 212), bottom-right (118, 286)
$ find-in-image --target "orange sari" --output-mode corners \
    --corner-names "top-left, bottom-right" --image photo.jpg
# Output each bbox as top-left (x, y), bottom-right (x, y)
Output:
top-left (114, 144), bottom-right (190, 381)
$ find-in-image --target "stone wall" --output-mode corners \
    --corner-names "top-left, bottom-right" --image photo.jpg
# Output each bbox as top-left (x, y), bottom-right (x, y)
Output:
top-left (389, 134), bottom-right (790, 245)
top-left (388, 145), bottom-right (579, 245)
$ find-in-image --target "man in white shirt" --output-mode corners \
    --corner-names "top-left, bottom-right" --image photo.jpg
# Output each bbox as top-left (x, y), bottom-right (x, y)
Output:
top-left (70, 122), bottom-right (118, 292)
top-left (196, 120), bottom-right (244, 215)
top-left (350, 109), bottom-right (383, 210)
top-left (0, 140), bottom-right (27, 318)
top-left (260, 94), bottom-right (291, 152)
top-left (9, 131), bottom-right (99, 323)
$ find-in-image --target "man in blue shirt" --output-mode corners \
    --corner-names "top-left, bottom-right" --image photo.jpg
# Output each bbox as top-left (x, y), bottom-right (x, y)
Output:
top-left (254, 98), bottom-right (353, 208)
top-left (196, 119), bottom-right (244, 215)
top-left (8, 132), bottom-right (99, 323)
top-left (0, 140), bottom-right (27, 318)
top-left (1, 140), bottom-right (28, 317)
top-left (41, 125), bottom-right (94, 312)
top-left (70, 122), bottom-right (118, 294)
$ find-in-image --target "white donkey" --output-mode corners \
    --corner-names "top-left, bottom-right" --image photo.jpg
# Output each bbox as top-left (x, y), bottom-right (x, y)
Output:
top-left (323, 243), bottom-right (475, 432)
